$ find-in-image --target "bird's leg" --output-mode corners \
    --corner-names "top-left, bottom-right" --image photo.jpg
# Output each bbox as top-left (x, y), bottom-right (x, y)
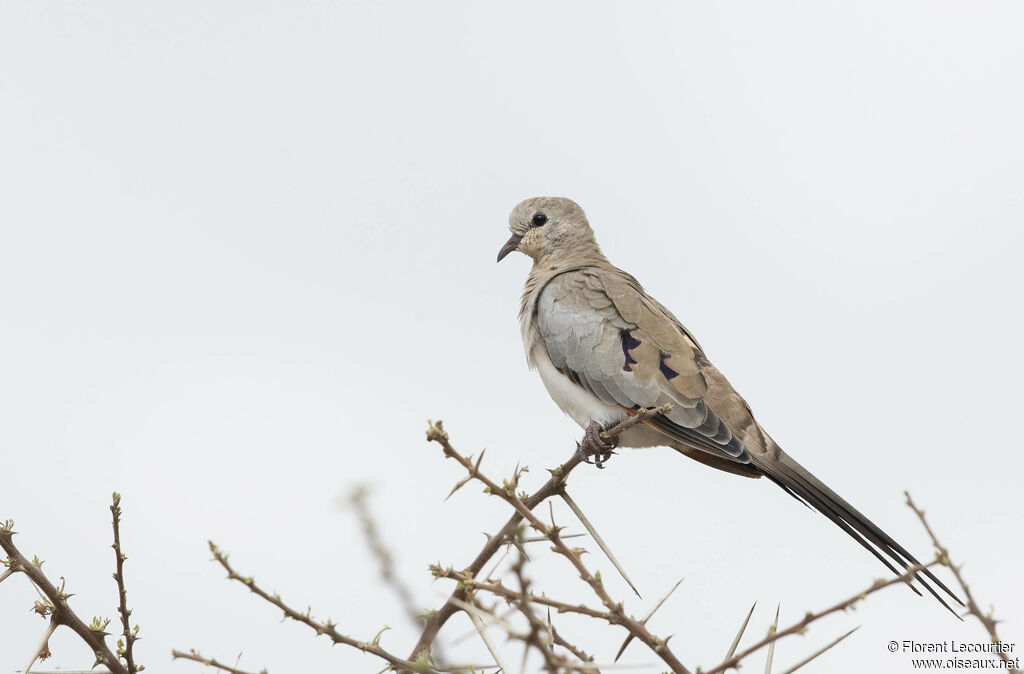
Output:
top-left (576, 421), bottom-right (619, 469)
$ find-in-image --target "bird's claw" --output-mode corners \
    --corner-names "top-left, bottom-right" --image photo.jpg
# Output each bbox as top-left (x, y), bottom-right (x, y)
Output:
top-left (576, 421), bottom-right (619, 469)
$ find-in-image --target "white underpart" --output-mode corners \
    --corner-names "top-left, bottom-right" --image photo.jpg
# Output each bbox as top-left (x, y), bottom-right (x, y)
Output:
top-left (524, 322), bottom-right (667, 449)
top-left (528, 341), bottom-right (625, 428)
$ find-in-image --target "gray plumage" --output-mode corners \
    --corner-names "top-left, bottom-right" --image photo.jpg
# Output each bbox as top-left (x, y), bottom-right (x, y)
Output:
top-left (498, 196), bottom-right (961, 613)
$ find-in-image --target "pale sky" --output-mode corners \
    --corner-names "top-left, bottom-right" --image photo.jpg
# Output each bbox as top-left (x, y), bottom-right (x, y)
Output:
top-left (1, 2), bottom-right (1022, 673)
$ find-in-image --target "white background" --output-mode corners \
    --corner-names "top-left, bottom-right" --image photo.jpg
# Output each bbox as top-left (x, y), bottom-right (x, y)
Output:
top-left (1, 3), bottom-right (1022, 673)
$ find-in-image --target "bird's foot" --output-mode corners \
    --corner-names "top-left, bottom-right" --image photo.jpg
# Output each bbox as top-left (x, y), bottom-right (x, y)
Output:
top-left (576, 421), bottom-right (619, 469)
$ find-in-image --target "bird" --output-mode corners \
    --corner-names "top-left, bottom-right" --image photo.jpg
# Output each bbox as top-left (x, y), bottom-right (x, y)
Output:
top-left (497, 196), bottom-right (961, 613)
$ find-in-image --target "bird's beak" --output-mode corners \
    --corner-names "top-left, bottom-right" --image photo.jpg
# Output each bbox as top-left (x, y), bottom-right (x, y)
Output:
top-left (496, 233), bottom-right (523, 262)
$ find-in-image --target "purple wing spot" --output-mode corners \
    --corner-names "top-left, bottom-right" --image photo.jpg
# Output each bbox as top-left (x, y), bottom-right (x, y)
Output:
top-left (620, 331), bottom-right (641, 371)
top-left (659, 354), bottom-right (679, 380)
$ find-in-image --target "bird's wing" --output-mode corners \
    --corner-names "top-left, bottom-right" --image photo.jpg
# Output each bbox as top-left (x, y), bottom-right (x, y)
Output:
top-left (534, 268), bottom-right (751, 466)
top-left (534, 266), bottom-right (963, 613)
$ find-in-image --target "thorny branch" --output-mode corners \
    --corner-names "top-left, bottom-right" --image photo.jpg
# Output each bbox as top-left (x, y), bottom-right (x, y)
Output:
top-left (701, 560), bottom-right (944, 674)
top-left (905, 492), bottom-right (1021, 674)
top-left (110, 492), bottom-right (141, 673)
top-left (0, 520), bottom-right (129, 674)
top-left (410, 405), bottom-right (674, 667)
top-left (347, 486), bottom-right (422, 627)
top-left (347, 485), bottom-right (454, 667)
top-left (4, 414), bottom-right (1016, 674)
top-left (506, 537), bottom-right (600, 673)
top-left (429, 568), bottom-right (612, 622)
top-left (417, 414), bottom-right (692, 674)
top-left (171, 650), bottom-right (267, 674)
top-left (204, 541), bottom-right (440, 673)
top-left (408, 433), bottom-right (587, 662)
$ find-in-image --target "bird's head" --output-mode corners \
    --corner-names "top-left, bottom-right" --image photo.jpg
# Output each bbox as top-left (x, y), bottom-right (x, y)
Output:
top-left (497, 197), bottom-right (602, 265)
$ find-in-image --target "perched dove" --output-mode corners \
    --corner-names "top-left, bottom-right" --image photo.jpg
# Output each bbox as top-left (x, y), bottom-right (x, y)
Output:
top-left (498, 196), bottom-right (960, 612)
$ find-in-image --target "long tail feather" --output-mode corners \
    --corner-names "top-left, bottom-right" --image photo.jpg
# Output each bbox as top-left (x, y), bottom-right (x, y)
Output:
top-left (756, 450), bottom-right (963, 616)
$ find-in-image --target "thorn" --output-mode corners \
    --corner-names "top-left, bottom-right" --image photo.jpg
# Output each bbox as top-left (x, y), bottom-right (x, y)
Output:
top-left (724, 601), bottom-right (758, 662)
top-left (561, 491), bottom-right (641, 598)
top-left (764, 604), bottom-right (781, 674)
top-left (614, 634), bottom-right (636, 663)
top-left (444, 476), bottom-right (472, 502)
top-left (640, 577), bottom-right (684, 626)
top-left (778, 626), bottom-right (860, 674)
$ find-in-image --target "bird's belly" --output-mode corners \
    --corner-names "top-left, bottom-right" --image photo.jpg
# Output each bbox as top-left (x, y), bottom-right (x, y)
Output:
top-left (531, 344), bottom-right (626, 428)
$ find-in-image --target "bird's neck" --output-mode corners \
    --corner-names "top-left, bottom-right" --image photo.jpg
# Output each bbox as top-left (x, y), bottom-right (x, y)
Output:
top-left (531, 248), bottom-right (610, 275)
top-left (519, 250), bottom-right (613, 324)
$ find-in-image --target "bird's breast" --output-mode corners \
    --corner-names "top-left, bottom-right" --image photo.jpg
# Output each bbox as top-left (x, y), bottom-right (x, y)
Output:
top-left (527, 340), bottom-right (626, 429)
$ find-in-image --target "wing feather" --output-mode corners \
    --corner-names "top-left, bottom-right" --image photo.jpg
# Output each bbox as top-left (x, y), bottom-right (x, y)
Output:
top-left (528, 265), bottom-right (963, 612)
top-left (535, 270), bottom-right (751, 466)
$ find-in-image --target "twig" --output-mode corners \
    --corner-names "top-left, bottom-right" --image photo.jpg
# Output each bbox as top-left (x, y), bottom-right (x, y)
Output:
top-left (346, 483), bottom-right (451, 664)
top-left (110, 492), bottom-right (139, 673)
top-left (702, 560), bottom-right (942, 674)
top-left (905, 492), bottom-right (1021, 673)
top-left (15, 667), bottom-right (114, 671)
top-left (429, 570), bottom-right (611, 621)
top-left (598, 404), bottom-right (673, 444)
top-left (21, 617), bottom-right (57, 674)
top-left (171, 650), bottom-right (266, 674)
top-left (412, 410), bottom-right (671, 665)
top-left (448, 606), bottom-right (516, 646)
top-left (506, 547), bottom-right (572, 674)
top-left (420, 419), bottom-right (690, 674)
top-left (410, 420), bottom-right (589, 662)
top-left (459, 596), bottom-right (514, 674)
top-left (0, 526), bottom-right (128, 674)
top-left (511, 542), bottom-right (595, 673)
top-left (201, 541), bottom-right (440, 673)
top-left (449, 595), bottom-right (580, 672)
top-left (547, 618), bottom-right (599, 670)
top-left (348, 485), bottom-right (421, 625)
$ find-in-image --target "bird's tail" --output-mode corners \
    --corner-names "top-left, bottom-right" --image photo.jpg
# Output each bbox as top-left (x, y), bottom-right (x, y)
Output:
top-left (753, 447), bottom-right (963, 616)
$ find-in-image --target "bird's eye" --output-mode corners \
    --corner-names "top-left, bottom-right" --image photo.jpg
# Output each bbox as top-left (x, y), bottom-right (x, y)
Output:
top-left (531, 212), bottom-right (548, 227)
